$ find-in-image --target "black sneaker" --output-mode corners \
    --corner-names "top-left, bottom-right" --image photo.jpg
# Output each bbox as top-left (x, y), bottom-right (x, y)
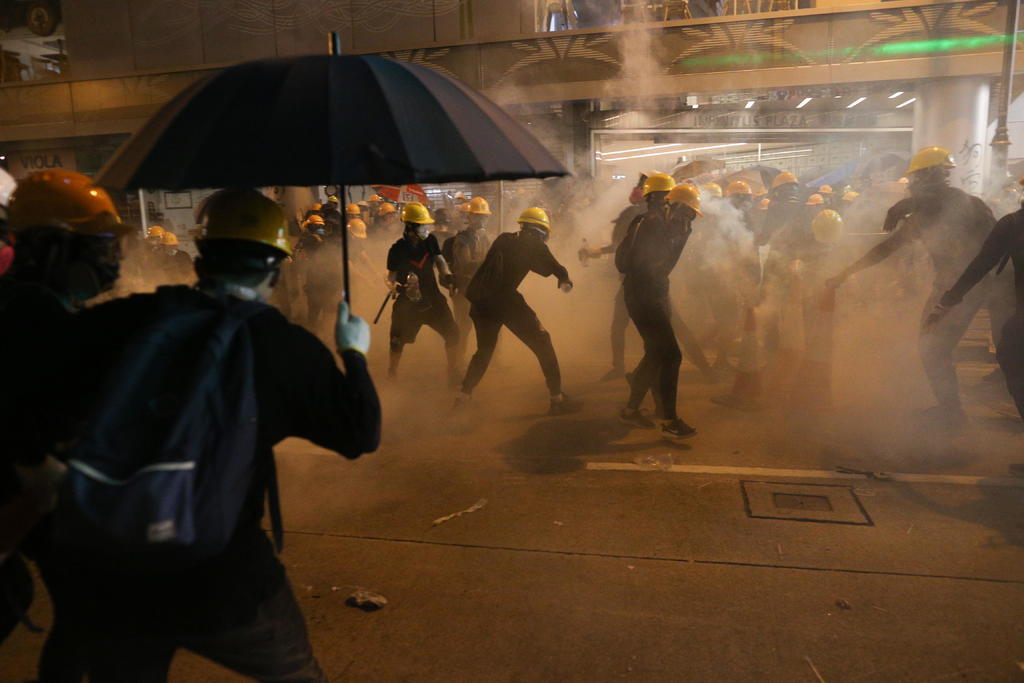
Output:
top-left (620, 408), bottom-right (655, 429)
top-left (661, 418), bottom-right (697, 439)
top-left (549, 394), bottom-right (583, 416)
top-left (600, 367), bottom-right (625, 382)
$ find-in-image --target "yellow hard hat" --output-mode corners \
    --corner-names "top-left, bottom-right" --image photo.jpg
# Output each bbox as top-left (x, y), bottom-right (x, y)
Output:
top-left (8, 169), bottom-right (127, 235)
top-left (667, 183), bottom-right (703, 217)
top-left (325, 195), bottom-right (339, 204)
top-left (842, 190), bottom-right (860, 201)
top-left (818, 184), bottom-right (833, 194)
top-left (369, 194), bottom-right (382, 202)
top-left (899, 176), bottom-right (909, 184)
top-left (642, 173), bottom-right (675, 196)
top-left (146, 225), bottom-right (165, 239)
top-left (200, 189), bottom-right (292, 256)
top-left (400, 201), bottom-right (434, 224)
top-left (725, 180), bottom-right (752, 197)
top-left (758, 198), bottom-right (771, 210)
top-left (347, 218), bottom-right (367, 239)
top-left (467, 196), bottom-right (491, 215)
top-left (907, 146), bottom-right (955, 175)
top-left (346, 203), bottom-right (361, 216)
top-left (701, 182), bottom-right (723, 198)
top-left (160, 231), bottom-right (179, 246)
top-left (805, 194), bottom-right (825, 206)
top-left (771, 171), bottom-right (798, 190)
top-left (811, 209), bottom-right (844, 244)
top-left (311, 203), bottom-right (322, 211)
top-left (378, 203), bottom-right (397, 215)
top-left (305, 214), bottom-right (325, 225)
top-left (518, 207), bottom-right (551, 232)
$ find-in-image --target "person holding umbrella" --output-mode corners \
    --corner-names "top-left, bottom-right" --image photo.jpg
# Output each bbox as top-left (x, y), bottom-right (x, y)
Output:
top-left (386, 201), bottom-right (460, 384)
top-left (455, 207), bottom-right (581, 415)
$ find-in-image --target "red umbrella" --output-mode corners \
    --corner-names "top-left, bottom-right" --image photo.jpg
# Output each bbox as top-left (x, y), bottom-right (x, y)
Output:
top-left (372, 184), bottom-right (428, 204)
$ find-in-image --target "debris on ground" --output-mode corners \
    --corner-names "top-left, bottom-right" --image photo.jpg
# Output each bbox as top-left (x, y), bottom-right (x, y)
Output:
top-left (836, 466), bottom-right (891, 480)
top-left (432, 498), bottom-right (488, 527)
top-left (346, 589), bottom-right (388, 612)
top-left (835, 599), bottom-right (852, 610)
top-left (804, 656), bottom-right (826, 683)
top-left (633, 453), bottom-right (673, 471)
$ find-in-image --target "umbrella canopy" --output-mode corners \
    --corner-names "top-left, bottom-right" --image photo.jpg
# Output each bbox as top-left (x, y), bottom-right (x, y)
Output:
top-left (806, 160), bottom-right (858, 191)
top-left (372, 184), bottom-right (428, 204)
top-left (671, 159), bottom-right (725, 182)
top-left (97, 55), bottom-right (568, 191)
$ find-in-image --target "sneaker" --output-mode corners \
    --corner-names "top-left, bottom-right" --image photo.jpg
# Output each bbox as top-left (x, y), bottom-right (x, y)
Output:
top-left (661, 418), bottom-right (697, 439)
top-left (600, 367), bottom-right (625, 382)
top-left (619, 407), bottom-right (655, 429)
top-left (549, 393), bottom-right (583, 416)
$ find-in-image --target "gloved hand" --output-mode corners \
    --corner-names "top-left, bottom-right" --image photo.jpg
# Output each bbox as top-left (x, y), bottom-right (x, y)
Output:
top-left (335, 300), bottom-right (371, 355)
top-left (559, 279), bottom-right (574, 293)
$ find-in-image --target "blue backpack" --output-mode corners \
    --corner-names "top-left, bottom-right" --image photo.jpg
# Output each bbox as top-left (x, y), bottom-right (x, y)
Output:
top-left (54, 287), bottom-right (282, 570)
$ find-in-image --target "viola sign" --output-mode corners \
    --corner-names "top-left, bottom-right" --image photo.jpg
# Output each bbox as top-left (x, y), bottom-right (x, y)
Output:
top-left (8, 148), bottom-right (77, 178)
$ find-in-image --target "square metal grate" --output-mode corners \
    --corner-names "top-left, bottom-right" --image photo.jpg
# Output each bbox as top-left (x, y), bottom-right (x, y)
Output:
top-left (741, 481), bottom-right (873, 526)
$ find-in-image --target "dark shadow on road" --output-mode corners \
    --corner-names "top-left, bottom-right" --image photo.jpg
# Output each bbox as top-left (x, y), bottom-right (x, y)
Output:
top-left (499, 417), bottom-right (686, 474)
top-left (893, 483), bottom-right (1024, 550)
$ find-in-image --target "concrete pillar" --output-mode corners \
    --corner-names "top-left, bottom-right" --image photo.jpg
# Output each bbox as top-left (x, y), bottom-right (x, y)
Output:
top-left (913, 77), bottom-right (991, 194)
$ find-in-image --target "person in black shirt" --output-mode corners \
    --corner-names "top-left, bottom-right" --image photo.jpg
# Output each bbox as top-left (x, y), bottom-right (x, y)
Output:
top-left (53, 189), bottom-right (379, 681)
top-left (386, 202), bottom-right (459, 383)
top-left (615, 176), bottom-right (699, 439)
top-left (827, 147), bottom-right (996, 428)
top-left (446, 198), bottom-right (493, 365)
top-left (456, 207), bottom-right (582, 416)
top-left (320, 195), bottom-right (342, 234)
top-left (0, 170), bottom-right (131, 681)
top-left (928, 188), bottom-right (1024, 424)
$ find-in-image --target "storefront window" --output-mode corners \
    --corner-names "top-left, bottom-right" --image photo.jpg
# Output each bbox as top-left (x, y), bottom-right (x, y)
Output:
top-left (0, 0), bottom-right (66, 83)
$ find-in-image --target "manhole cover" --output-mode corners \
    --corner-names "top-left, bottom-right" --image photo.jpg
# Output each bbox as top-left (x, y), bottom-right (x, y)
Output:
top-left (742, 481), bottom-right (873, 525)
top-left (773, 493), bottom-right (833, 512)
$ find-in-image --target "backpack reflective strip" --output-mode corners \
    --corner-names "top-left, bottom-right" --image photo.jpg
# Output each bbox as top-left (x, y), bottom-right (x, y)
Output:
top-left (68, 459), bottom-right (195, 486)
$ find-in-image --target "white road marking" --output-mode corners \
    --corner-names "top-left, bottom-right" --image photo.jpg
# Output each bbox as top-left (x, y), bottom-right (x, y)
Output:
top-left (585, 462), bottom-right (1024, 488)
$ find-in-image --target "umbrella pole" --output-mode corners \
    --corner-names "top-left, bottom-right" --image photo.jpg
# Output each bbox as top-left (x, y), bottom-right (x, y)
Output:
top-left (328, 31), bottom-right (351, 305)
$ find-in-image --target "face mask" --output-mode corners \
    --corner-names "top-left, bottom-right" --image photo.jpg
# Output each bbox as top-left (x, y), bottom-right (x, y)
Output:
top-left (415, 225), bottom-right (430, 240)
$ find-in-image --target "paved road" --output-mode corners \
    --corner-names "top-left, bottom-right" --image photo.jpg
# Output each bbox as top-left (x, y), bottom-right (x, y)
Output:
top-left (4, 290), bottom-right (1023, 681)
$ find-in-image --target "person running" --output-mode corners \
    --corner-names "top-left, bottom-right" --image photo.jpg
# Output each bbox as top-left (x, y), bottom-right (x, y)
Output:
top-left (827, 146), bottom-right (996, 428)
top-left (615, 175), bottom-right (700, 439)
top-left (455, 207), bottom-right (581, 415)
top-left (386, 201), bottom-right (460, 383)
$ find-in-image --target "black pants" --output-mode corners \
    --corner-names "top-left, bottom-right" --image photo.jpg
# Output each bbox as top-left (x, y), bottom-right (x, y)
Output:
top-left (462, 293), bottom-right (561, 396)
top-left (997, 311), bottom-right (1024, 423)
top-left (920, 283), bottom-right (989, 410)
top-left (611, 284), bottom-right (710, 372)
top-left (76, 583), bottom-right (324, 683)
top-left (389, 294), bottom-right (459, 376)
top-left (624, 283), bottom-right (681, 420)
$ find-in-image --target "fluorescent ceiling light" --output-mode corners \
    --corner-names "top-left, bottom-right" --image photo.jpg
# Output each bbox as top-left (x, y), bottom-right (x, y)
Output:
top-left (601, 142), bottom-right (746, 162)
top-left (745, 100), bottom-right (755, 109)
top-left (888, 91), bottom-right (904, 99)
top-left (598, 142), bottom-right (685, 157)
top-left (797, 97), bottom-right (812, 109)
top-left (896, 97), bottom-right (916, 108)
top-left (846, 97), bottom-right (867, 109)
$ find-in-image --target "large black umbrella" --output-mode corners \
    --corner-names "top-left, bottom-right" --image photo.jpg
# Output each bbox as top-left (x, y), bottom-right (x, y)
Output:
top-left (98, 55), bottom-right (567, 189)
top-left (98, 54), bottom-right (568, 303)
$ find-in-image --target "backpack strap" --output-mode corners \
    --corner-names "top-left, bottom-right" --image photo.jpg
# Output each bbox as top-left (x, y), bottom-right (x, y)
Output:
top-left (266, 455), bottom-right (284, 553)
